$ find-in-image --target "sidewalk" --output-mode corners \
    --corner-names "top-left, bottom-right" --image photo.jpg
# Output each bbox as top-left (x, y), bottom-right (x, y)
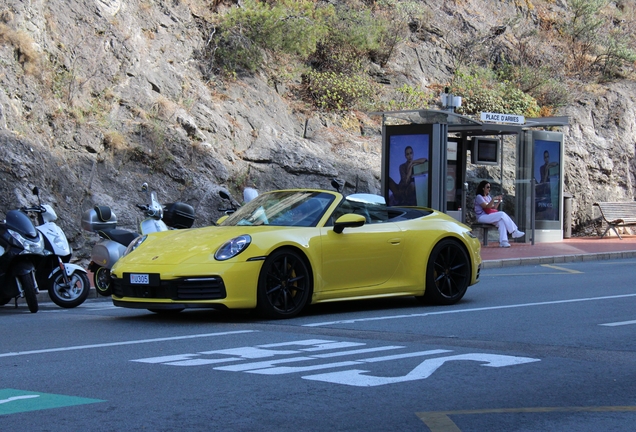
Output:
top-left (480, 235), bottom-right (636, 269)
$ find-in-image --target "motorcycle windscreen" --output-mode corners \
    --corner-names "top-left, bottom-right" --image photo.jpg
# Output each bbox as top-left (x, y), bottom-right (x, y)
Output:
top-left (5, 210), bottom-right (38, 239)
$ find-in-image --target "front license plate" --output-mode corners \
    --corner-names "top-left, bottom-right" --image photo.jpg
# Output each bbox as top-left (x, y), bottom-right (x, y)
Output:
top-left (130, 273), bottom-right (150, 285)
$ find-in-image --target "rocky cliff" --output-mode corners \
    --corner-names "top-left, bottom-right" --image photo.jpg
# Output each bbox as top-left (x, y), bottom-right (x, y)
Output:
top-left (0, 0), bottom-right (635, 262)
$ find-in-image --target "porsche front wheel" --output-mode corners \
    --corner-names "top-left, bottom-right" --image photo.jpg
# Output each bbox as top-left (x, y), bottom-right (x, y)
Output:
top-left (421, 239), bottom-right (470, 305)
top-left (256, 249), bottom-right (312, 319)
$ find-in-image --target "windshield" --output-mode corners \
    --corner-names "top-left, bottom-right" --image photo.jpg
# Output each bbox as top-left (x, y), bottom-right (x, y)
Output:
top-left (221, 191), bottom-right (336, 227)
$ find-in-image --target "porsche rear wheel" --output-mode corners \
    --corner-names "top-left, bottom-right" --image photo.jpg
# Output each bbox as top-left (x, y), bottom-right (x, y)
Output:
top-left (420, 239), bottom-right (470, 305)
top-left (256, 249), bottom-right (312, 319)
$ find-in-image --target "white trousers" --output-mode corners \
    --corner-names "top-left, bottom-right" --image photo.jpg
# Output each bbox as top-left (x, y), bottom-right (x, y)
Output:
top-left (477, 212), bottom-right (519, 244)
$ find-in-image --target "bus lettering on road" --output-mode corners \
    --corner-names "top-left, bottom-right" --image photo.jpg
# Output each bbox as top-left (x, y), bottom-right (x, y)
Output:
top-left (132, 339), bottom-right (540, 387)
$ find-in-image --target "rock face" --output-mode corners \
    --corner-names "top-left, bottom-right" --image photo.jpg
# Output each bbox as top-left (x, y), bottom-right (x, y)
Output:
top-left (0, 0), bottom-right (634, 262)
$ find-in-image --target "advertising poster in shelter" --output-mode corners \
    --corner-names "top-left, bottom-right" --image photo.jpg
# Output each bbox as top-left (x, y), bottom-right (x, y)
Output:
top-left (387, 134), bottom-right (430, 206)
top-left (534, 139), bottom-right (561, 221)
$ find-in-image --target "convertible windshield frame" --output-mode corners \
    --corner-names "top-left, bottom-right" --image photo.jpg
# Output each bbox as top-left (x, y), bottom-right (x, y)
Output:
top-left (221, 191), bottom-right (336, 227)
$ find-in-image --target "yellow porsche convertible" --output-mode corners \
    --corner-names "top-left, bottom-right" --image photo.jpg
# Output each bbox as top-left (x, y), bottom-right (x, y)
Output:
top-left (110, 189), bottom-right (481, 318)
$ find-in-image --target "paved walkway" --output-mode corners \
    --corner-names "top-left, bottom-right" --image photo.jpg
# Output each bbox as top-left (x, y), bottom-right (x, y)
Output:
top-left (480, 235), bottom-right (636, 268)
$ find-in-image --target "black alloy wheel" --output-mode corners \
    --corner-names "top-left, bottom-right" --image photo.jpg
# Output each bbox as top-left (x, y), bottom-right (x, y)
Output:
top-left (420, 239), bottom-right (470, 305)
top-left (256, 249), bottom-right (312, 319)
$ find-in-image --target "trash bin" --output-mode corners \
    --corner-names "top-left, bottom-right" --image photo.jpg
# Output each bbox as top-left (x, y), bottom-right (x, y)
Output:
top-left (563, 193), bottom-right (573, 238)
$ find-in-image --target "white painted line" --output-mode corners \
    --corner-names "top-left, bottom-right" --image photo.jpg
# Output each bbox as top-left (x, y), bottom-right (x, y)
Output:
top-left (303, 293), bottom-right (636, 327)
top-left (0, 395), bottom-right (40, 404)
top-left (0, 330), bottom-right (257, 358)
top-left (600, 320), bottom-right (636, 327)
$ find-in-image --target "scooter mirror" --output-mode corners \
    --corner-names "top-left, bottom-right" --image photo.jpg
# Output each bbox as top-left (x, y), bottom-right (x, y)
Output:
top-left (141, 183), bottom-right (148, 193)
top-left (219, 190), bottom-right (231, 201)
top-left (32, 187), bottom-right (39, 196)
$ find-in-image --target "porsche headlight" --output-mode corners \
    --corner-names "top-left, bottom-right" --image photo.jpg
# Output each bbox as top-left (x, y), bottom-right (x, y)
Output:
top-left (124, 235), bottom-right (147, 256)
top-left (214, 235), bottom-right (251, 261)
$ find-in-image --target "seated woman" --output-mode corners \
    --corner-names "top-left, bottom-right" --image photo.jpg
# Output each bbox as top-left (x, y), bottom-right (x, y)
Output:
top-left (474, 180), bottom-right (525, 248)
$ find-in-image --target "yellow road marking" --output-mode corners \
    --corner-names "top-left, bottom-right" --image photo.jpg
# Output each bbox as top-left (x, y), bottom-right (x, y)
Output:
top-left (417, 406), bottom-right (636, 431)
top-left (541, 264), bottom-right (583, 273)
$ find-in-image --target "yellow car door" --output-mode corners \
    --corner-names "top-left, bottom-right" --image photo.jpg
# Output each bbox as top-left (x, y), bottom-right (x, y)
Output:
top-left (317, 221), bottom-right (405, 296)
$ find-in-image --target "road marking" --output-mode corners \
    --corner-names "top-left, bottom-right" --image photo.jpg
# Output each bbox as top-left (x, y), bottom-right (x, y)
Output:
top-left (600, 320), bottom-right (636, 327)
top-left (303, 293), bottom-right (636, 327)
top-left (0, 389), bottom-right (103, 415)
top-left (0, 395), bottom-right (40, 404)
top-left (488, 263), bottom-right (584, 276)
top-left (541, 264), bottom-right (583, 274)
top-left (0, 330), bottom-right (256, 358)
top-left (417, 406), bottom-right (636, 431)
top-left (132, 339), bottom-right (540, 387)
top-left (302, 353), bottom-right (539, 387)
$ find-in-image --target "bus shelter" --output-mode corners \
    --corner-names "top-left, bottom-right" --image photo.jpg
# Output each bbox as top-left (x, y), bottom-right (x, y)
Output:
top-left (372, 109), bottom-right (569, 243)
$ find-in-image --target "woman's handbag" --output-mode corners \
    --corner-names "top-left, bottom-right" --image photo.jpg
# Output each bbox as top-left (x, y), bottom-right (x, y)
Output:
top-left (484, 208), bottom-right (498, 214)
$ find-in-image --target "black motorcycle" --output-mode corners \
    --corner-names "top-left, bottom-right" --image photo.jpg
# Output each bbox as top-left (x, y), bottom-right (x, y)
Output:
top-left (0, 208), bottom-right (48, 313)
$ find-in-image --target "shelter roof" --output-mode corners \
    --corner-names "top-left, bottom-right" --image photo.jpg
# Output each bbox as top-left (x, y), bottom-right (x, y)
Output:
top-left (369, 109), bottom-right (569, 136)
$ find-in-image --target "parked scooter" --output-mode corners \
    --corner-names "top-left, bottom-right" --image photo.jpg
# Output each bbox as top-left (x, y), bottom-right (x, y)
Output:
top-left (22, 187), bottom-right (91, 308)
top-left (82, 183), bottom-right (195, 296)
top-left (0, 203), bottom-right (48, 313)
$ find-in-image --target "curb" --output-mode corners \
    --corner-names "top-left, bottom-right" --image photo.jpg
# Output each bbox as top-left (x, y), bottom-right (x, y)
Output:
top-left (35, 287), bottom-right (112, 304)
top-left (482, 250), bottom-right (636, 269)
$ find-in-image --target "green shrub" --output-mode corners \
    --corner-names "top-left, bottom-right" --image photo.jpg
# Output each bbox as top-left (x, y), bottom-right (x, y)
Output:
top-left (496, 61), bottom-right (569, 110)
top-left (307, 4), bottom-right (389, 73)
top-left (383, 84), bottom-right (431, 111)
top-left (206, 0), bottom-right (331, 74)
top-left (561, 0), bottom-right (636, 80)
top-left (451, 66), bottom-right (541, 117)
top-left (306, 70), bottom-right (375, 112)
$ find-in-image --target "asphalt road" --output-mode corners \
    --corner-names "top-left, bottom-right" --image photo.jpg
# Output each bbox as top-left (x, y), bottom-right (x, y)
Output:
top-left (2, 259), bottom-right (636, 431)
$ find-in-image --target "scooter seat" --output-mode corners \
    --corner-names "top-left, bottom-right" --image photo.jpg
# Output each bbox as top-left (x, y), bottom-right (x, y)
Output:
top-left (97, 228), bottom-right (140, 247)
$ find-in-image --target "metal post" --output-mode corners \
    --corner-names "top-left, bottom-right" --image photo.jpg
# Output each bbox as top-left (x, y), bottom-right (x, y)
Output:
top-left (531, 178), bottom-right (536, 245)
top-left (563, 194), bottom-right (572, 238)
top-left (462, 182), bottom-right (468, 223)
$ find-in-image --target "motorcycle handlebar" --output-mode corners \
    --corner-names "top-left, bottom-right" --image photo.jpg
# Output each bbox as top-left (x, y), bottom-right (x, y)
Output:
top-left (138, 203), bottom-right (161, 219)
top-left (20, 205), bottom-right (46, 213)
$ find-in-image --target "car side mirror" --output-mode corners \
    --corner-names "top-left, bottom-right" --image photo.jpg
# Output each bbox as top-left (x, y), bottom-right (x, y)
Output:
top-left (333, 213), bottom-right (365, 234)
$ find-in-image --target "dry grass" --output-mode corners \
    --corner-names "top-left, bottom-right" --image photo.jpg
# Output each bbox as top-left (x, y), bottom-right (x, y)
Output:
top-left (0, 23), bottom-right (41, 75)
top-left (153, 96), bottom-right (177, 120)
top-left (103, 130), bottom-right (127, 151)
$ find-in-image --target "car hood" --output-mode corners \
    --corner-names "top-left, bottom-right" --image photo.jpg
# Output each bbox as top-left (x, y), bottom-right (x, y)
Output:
top-left (119, 225), bottom-right (276, 266)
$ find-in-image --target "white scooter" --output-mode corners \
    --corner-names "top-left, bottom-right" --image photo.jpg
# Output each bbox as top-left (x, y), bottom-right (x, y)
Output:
top-left (82, 183), bottom-right (195, 296)
top-left (23, 187), bottom-right (90, 308)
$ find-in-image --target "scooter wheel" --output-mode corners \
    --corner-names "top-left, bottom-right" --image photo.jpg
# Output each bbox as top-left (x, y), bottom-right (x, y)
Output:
top-left (48, 271), bottom-right (91, 308)
top-left (19, 273), bottom-right (39, 313)
top-left (94, 266), bottom-right (113, 296)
